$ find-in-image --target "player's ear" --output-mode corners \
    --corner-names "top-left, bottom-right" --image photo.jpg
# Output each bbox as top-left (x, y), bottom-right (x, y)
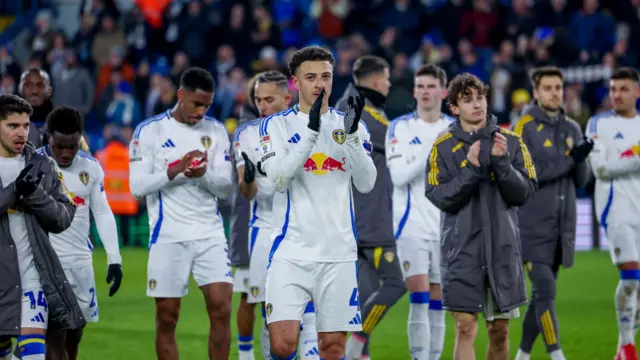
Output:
top-left (449, 103), bottom-right (459, 116)
top-left (177, 88), bottom-right (184, 102)
top-left (284, 94), bottom-right (292, 106)
top-left (291, 75), bottom-right (300, 91)
top-left (441, 88), bottom-right (447, 100)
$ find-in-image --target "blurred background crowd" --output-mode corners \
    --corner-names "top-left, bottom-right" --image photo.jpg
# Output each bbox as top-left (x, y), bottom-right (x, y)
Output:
top-left (0, 0), bottom-right (638, 246)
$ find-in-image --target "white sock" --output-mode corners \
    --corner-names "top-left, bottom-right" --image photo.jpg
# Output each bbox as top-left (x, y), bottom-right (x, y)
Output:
top-left (428, 300), bottom-right (445, 360)
top-left (408, 292), bottom-right (431, 360)
top-left (345, 334), bottom-right (366, 359)
top-left (616, 277), bottom-right (639, 346)
top-left (238, 334), bottom-right (255, 360)
top-left (261, 319), bottom-right (271, 359)
top-left (514, 348), bottom-right (530, 360)
top-left (299, 304), bottom-right (319, 359)
top-left (550, 349), bottom-right (566, 360)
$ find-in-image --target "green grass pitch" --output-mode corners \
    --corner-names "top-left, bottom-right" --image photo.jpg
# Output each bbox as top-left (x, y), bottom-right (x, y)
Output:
top-left (81, 248), bottom-right (620, 359)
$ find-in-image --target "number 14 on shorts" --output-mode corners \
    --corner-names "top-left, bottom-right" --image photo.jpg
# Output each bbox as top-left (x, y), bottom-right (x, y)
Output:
top-left (24, 290), bottom-right (48, 311)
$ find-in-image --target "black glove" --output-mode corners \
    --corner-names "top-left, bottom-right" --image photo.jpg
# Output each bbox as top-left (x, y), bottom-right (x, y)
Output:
top-left (343, 91), bottom-right (365, 134)
top-left (256, 161), bottom-right (267, 176)
top-left (308, 88), bottom-right (325, 132)
top-left (241, 152), bottom-right (256, 183)
top-left (15, 164), bottom-right (43, 197)
top-left (570, 137), bottom-right (594, 164)
top-left (106, 264), bottom-right (123, 297)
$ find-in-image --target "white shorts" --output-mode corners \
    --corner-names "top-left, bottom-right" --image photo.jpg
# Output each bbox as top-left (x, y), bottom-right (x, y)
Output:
top-left (247, 227), bottom-right (272, 304)
top-left (397, 239), bottom-right (441, 283)
top-left (265, 258), bottom-right (361, 332)
top-left (233, 267), bottom-right (250, 294)
top-left (484, 288), bottom-right (520, 321)
top-left (147, 238), bottom-right (233, 298)
top-left (62, 264), bottom-right (99, 322)
top-left (607, 222), bottom-right (640, 265)
top-left (20, 263), bottom-right (47, 330)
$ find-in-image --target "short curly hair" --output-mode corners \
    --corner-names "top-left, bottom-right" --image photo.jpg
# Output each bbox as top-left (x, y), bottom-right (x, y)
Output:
top-left (288, 46), bottom-right (335, 77)
top-left (446, 73), bottom-right (489, 107)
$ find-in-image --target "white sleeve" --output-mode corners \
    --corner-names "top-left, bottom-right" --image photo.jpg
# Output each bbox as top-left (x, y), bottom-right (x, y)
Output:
top-left (233, 127), bottom-right (246, 169)
top-left (89, 165), bottom-right (121, 265)
top-left (385, 121), bottom-right (426, 187)
top-left (347, 121), bottom-right (377, 194)
top-left (129, 126), bottom-right (171, 197)
top-left (259, 116), bottom-right (318, 193)
top-left (199, 130), bottom-right (233, 199)
top-left (586, 117), bottom-right (640, 179)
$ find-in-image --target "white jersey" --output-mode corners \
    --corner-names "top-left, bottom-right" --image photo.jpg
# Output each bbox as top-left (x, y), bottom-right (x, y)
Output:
top-left (233, 118), bottom-right (275, 229)
top-left (129, 111), bottom-right (233, 246)
top-left (259, 105), bottom-right (377, 262)
top-left (0, 155), bottom-right (39, 281)
top-left (586, 110), bottom-right (640, 227)
top-left (386, 112), bottom-right (454, 241)
top-left (36, 147), bottom-right (121, 266)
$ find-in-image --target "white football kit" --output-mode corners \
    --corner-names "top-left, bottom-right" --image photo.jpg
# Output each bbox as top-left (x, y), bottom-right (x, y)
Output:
top-left (259, 105), bottom-right (377, 332)
top-left (234, 118), bottom-right (276, 304)
top-left (386, 112), bottom-right (453, 282)
top-left (37, 147), bottom-right (122, 323)
top-left (0, 155), bottom-right (47, 330)
top-left (586, 110), bottom-right (640, 264)
top-left (129, 111), bottom-right (234, 297)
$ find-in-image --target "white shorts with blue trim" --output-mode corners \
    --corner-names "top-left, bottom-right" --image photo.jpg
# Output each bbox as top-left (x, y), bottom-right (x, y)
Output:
top-left (21, 262), bottom-right (48, 330)
top-left (607, 222), bottom-right (640, 265)
top-left (397, 238), bottom-right (441, 283)
top-left (247, 226), bottom-right (273, 304)
top-left (265, 258), bottom-right (361, 332)
top-left (147, 238), bottom-right (232, 298)
top-left (233, 267), bottom-right (250, 294)
top-left (62, 263), bottom-right (99, 322)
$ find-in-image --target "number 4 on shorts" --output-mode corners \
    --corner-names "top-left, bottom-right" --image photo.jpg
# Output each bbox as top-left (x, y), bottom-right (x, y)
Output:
top-left (349, 288), bottom-right (360, 309)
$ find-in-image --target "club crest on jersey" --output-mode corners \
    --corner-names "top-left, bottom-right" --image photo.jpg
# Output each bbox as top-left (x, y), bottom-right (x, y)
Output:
top-left (390, 138), bottom-right (398, 153)
top-left (250, 286), bottom-right (260, 297)
top-left (201, 136), bottom-right (212, 149)
top-left (265, 303), bottom-right (273, 317)
top-left (403, 261), bottom-right (411, 272)
top-left (148, 279), bottom-right (157, 290)
top-left (384, 251), bottom-right (395, 263)
top-left (332, 129), bottom-right (346, 144)
top-left (260, 135), bottom-right (272, 155)
top-left (79, 171), bottom-right (90, 185)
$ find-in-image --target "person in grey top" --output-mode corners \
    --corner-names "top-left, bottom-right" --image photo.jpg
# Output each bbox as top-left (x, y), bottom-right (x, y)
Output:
top-left (0, 94), bottom-right (83, 360)
top-left (513, 66), bottom-right (592, 360)
top-left (337, 56), bottom-right (406, 360)
top-left (425, 73), bottom-right (537, 360)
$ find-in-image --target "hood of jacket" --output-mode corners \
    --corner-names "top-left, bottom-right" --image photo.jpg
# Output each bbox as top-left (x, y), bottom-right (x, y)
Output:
top-left (339, 83), bottom-right (387, 108)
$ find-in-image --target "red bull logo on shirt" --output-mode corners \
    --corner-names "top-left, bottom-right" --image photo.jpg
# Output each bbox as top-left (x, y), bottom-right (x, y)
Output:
top-left (620, 144), bottom-right (640, 159)
top-left (303, 152), bottom-right (346, 175)
top-left (71, 193), bottom-right (86, 206)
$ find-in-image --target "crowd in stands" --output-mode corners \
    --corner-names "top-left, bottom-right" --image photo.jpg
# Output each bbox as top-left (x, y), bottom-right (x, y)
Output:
top-left (1, 0), bottom-right (639, 150)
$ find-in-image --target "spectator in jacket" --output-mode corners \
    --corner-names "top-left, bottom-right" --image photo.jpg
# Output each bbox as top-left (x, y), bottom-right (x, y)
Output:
top-left (0, 94), bottom-right (83, 360)
top-left (52, 50), bottom-right (95, 115)
top-left (19, 68), bottom-right (54, 148)
top-left (512, 66), bottom-right (593, 360)
top-left (425, 73), bottom-right (537, 360)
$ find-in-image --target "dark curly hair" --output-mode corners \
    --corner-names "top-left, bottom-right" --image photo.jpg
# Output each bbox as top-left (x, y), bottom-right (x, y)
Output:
top-left (288, 46), bottom-right (335, 77)
top-left (446, 73), bottom-right (489, 107)
top-left (46, 106), bottom-right (84, 135)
